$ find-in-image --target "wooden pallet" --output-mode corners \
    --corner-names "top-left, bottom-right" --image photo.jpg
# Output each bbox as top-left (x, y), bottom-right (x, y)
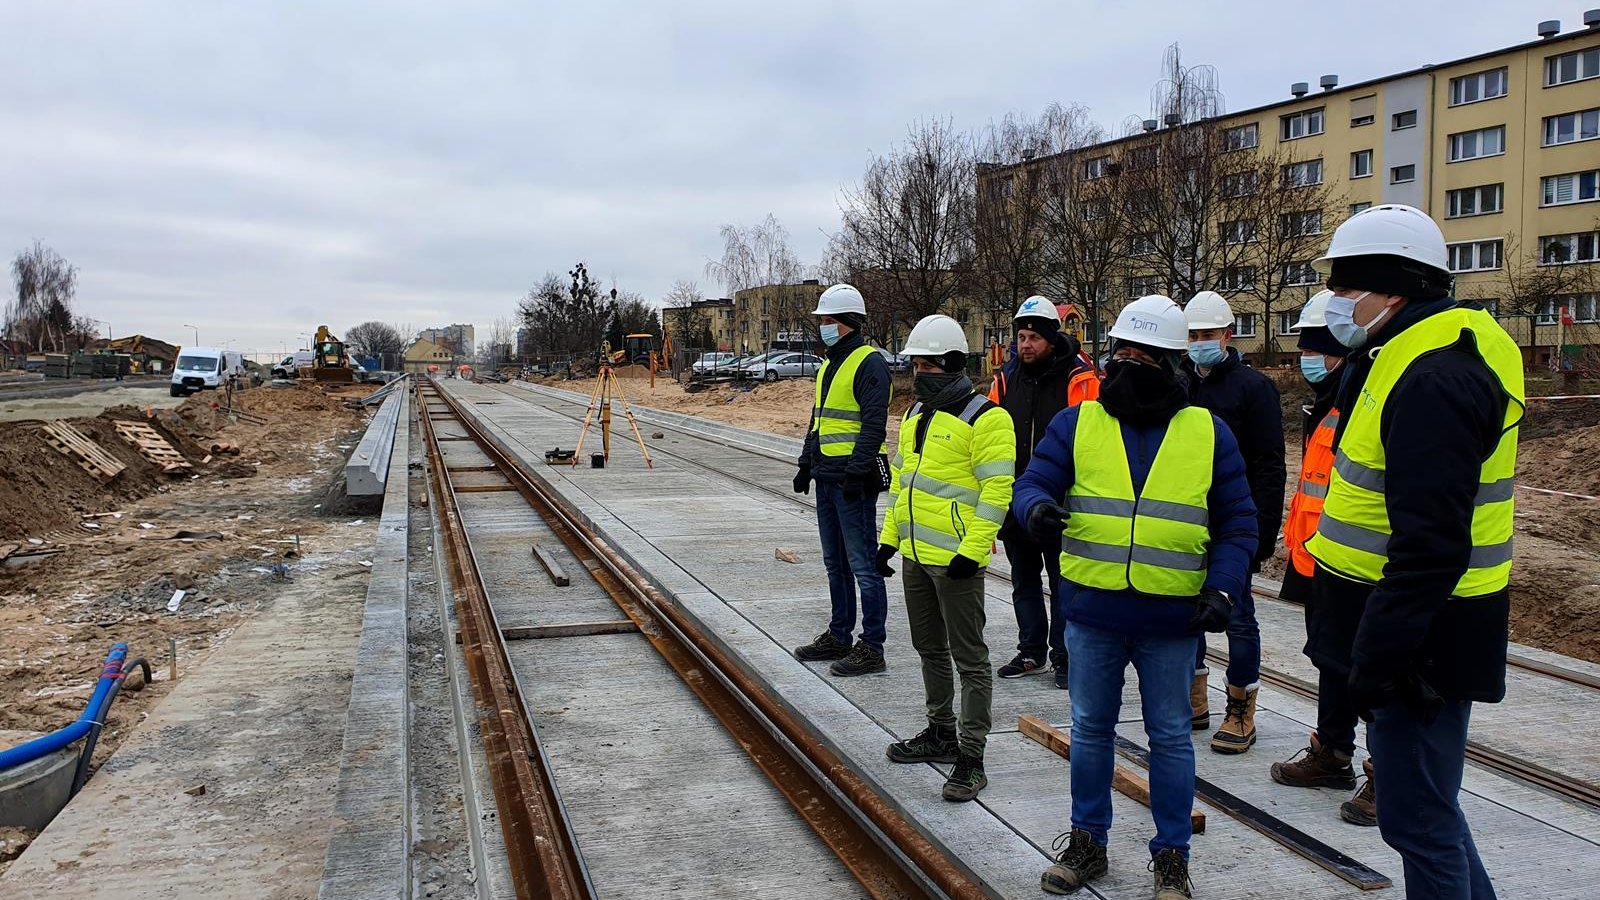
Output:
top-left (40, 422), bottom-right (126, 482)
top-left (113, 421), bottom-right (193, 474)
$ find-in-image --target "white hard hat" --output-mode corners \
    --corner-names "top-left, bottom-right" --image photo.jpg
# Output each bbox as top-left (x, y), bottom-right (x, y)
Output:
top-left (1313, 204), bottom-right (1448, 275)
top-left (1014, 295), bottom-right (1061, 324)
top-left (1293, 290), bottom-right (1336, 330)
top-left (1184, 291), bottom-right (1235, 329)
top-left (902, 314), bottom-right (969, 356)
top-left (1109, 295), bottom-right (1189, 351)
top-left (813, 283), bottom-right (867, 316)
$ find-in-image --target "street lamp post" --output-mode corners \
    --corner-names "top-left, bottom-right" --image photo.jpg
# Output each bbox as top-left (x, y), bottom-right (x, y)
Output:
top-left (183, 324), bottom-right (199, 346)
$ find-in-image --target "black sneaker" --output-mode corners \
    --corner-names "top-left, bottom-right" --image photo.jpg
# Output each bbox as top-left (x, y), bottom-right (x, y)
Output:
top-left (998, 652), bottom-right (1046, 678)
top-left (1053, 660), bottom-right (1070, 691)
top-left (828, 641), bottom-right (886, 677)
top-left (942, 752), bottom-right (987, 802)
top-left (793, 630), bottom-right (852, 662)
top-left (886, 724), bottom-right (959, 763)
top-left (1041, 829), bottom-right (1108, 895)
top-left (1150, 848), bottom-right (1193, 900)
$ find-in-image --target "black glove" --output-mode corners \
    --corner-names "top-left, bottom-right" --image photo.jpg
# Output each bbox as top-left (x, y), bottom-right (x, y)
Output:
top-left (792, 465), bottom-right (811, 495)
top-left (1026, 502), bottom-right (1070, 545)
top-left (1188, 588), bottom-right (1233, 633)
top-left (946, 554), bottom-right (980, 580)
top-left (875, 543), bottom-right (897, 577)
top-left (841, 475), bottom-right (864, 503)
top-left (1349, 665), bottom-right (1401, 723)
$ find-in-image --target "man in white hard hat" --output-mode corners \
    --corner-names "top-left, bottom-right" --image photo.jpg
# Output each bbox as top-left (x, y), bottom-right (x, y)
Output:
top-left (793, 284), bottom-right (894, 677)
top-left (1304, 204), bottom-right (1523, 898)
top-left (1181, 290), bottom-right (1284, 756)
top-left (877, 314), bottom-right (1013, 803)
top-left (988, 296), bottom-right (1101, 689)
top-left (1015, 295), bottom-right (1257, 899)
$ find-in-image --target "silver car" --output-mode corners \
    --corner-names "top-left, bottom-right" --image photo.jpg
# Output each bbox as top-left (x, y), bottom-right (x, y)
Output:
top-left (739, 351), bottom-right (824, 382)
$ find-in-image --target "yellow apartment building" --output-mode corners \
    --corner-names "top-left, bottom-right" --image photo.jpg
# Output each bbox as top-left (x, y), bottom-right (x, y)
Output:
top-left (731, 281), bottom-right (826, 353)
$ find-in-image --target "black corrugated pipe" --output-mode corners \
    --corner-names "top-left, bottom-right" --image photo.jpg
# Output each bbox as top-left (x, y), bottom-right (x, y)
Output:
top-left (69, 656), bottom-right (151, 797)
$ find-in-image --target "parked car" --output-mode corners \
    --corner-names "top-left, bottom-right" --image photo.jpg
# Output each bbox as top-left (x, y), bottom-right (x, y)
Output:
top-left (690, 351), bottom-right (738, 375)
top-left (739, 351), bottom-right (824, 382)
top-left (877, 348), bottom-right (912, 373)
top-left (170, 347), bottom-right (247, 396)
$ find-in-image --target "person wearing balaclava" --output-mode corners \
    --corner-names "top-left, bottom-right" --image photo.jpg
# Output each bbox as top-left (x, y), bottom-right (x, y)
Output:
top-left (876, 315), bottom-right (1014, 805)
top-left (1303, 205), bottom-right (1524, 900)
top-left (1013, 295), bottom-right (1256, 899)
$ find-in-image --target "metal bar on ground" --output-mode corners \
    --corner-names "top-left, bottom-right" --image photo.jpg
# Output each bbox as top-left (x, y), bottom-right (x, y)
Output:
top-left (1018, 715), bottom-right (1205, 833)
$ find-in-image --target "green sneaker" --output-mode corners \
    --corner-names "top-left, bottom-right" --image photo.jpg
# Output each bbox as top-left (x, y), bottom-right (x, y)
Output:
top-left (886, 724), bottom-right (958, 763)
top-left (942, 753), bottom-right (987, 802)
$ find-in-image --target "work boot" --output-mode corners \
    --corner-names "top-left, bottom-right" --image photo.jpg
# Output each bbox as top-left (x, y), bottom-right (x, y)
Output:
top-left (793, 630), bottom-right (851, 662)
top-left (1041, 829), bottom-right (1108, 894)
top-left (828, 641), bottom-right (886, 677)
top-left (998, 652), bottom-right (1046, 678)
top-left (1340, 759), bottom-right (1378, 826)
top-left (1271, 733), bottom-right (1356, 789)
top-left (942, 752), bottom-right (987, 802)
top-left (1053, 661), bottom-right (1070, 691)
top-left (886, 723), bottom-right (958, 764)
top-left (1189, 669), bottom-right (1209, 730)
top-left (1210, 683), bottom-right (1257, 754)
top-left (1150, 848), bottom-right (1193, 899)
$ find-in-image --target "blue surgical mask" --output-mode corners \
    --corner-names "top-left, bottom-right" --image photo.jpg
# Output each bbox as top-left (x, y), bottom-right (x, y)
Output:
top-left (1299, 354), bottom-right (1330, 384)
top-left (1325, 291), bottom-right (1392, 349)
top-left (819, 323), bottom-right (841, 346)
top-left (1186, 340), bottom-right (1225, 368)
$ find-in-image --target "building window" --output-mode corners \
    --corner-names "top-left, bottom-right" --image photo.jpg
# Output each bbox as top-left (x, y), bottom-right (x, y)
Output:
top-left (1449, 68), bottom-right (1508, 106)
top-left (1218, 266), bottom-right (1256, 292)
top-left (1222, 123), bottom-right (1259, 151)
top-left (1128, 275), bottom-right (1164, 298)
top-left (1542, 170), bottom-right (1600, 206)
top-left (1350, 201), bottom-right (1372, 215)
top-left (1349, 94), bottom-right (1377, 127)
top-left (1084, 198), bottom-right (1109, 221)
top-left (1234, 313), bottom-right (1258, 338)
top-left (1536, 299), bottom-right (1560, 325)
top-left (1446, 184), bottom-right (1504, 218)
top-left (1392, 110), bottom-right (1418, 130)
top-left (1448, 125), bottom-right (1506, 161)
top-left (1479, 298), bottom-right (1500, 316)
top-left (1350, 149), bottom-right (1373, 178)
top-left (1283, 261), bottom-right (1320, 286)
top-left (1084, 156), bottom-right (1112, 179)
top-left (1130, 233), bottom-right (1159, 257)
top-left (1546, 47), bottom-right (1600, 86)
top-left (1390, 164), bottom-right (1416, 184)
top-left (1221, 219), bottom-right (1258, 245)
top-left (1278, 309), bottom-right (1302, 334)
top-left (1568, 294), bottom-right (1600, 323)
top-left (1540, 232), bottom-right (1600, 265)
top-left (1447, 239), bottom-right (1504, 273)
top-left (1543, 108), bottom-right (1600, 147)
top-left (1281, 210), bottom-right (1323, 237)
top-left (954, 306), bottom-right (970, 325)
top-left (1127, 188), bottom-right (1160, 215)
top-left (1280, 108), bottom-right (1325, 141)
top-left (1127, 145), bottom-right (1159, 170)
top-left (1221, 171), bottom-right (1260, 197)
top-left (1282, 158), bottom-right (1323, 188)
top-left (997, 175), bottom-right (1014, 198)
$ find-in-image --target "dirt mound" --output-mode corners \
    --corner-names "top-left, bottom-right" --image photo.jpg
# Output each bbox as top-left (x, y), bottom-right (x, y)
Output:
top-left (1518, 423), bottom-right (1600, 496)
top-left (0, 418), bottom-right (167, 540)
top-left (1518, 399), bottom-right (1600, 441)
top-left (234, 384), bottom-right (361, 416)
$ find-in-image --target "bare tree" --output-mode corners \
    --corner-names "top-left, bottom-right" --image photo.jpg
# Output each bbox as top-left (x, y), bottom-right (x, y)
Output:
top-left (705, 215), bottom-right (803, 294)
top-left (1487, 226), bottom-right (1600, 316)
top-left (515, 264), bottom-right (613, 361)
top-left (480, 317), bottom-right (517, 369)
top-left (972, 111), bottom-right (1054, 336)
top-left (8, 241), bottom-right (79, 352)
top-left (345, 321), bottom-right (405, 369)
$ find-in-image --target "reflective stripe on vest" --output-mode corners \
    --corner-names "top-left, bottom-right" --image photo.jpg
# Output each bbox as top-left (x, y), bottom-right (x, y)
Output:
top-left (1059, 402), bottom-right (1215, 597)
top-left (1284, 408), bottom-right (1339, 578)
top-left (810, 345), bottom-right (884, 456)
top-left (1305, 308), bottom-right (1525, 597)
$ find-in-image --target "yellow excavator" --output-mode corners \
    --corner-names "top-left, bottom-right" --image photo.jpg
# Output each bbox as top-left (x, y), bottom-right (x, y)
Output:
top-left (305, 325), bottom-right (355, 384)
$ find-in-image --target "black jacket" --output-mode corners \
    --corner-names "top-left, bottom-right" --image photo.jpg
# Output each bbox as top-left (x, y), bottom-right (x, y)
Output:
top-left (1182, 349), bottom-right (1285, 569)
top-left (1304, 301), bottom-right (1511, 703)
top-left (994, 331), bottom-right (1087, 474)
top-left (798, 331), bottom-right (891, 484)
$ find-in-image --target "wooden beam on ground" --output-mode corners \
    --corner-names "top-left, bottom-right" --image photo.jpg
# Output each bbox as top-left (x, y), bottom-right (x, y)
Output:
top-left (1018, 715), bottom-right (1205, 834)
top-left (446, 465), bottom-right (500, 473)
top-left (453, 621), bottom-right (639, 643)
top-left (453, 483), bottom-right (517, 493)
top-left (531, 544), bottom-right (570, 586)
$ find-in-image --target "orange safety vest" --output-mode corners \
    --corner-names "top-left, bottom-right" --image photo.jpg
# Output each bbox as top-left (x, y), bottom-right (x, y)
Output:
top-left (987, 366), bottom-right (1101, 407)
top-left (1284, 406), bottom-right (1340, 577)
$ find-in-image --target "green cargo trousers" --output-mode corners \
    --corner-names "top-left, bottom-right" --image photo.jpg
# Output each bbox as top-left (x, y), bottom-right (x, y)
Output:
top-left (902, 559), bottom-right (992, 757)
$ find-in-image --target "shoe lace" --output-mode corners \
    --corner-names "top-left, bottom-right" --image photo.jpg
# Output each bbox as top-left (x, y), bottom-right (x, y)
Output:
top-left (1149, 850), bottom-right (1190, 890)
top-left (1223, 693), bottom-right (1249, 723)
top-left (1050, 830), bottom-right (1094, 866)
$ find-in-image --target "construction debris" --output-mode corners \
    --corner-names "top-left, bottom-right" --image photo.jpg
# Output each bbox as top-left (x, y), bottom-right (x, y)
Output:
top-left (40, 421), bottom-right (126, 482)
top-left (114, 421), bottom-right (192, 474)
top-left (774, 548), bottom-right (801, 564)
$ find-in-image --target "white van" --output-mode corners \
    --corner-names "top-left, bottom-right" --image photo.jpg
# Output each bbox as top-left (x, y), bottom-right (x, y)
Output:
top-left (271, 351), bottom-right (315, 380)
top-left (170, 347), bottom-right (246, 397)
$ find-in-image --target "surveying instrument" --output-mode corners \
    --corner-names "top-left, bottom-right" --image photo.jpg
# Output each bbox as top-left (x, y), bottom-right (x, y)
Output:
top-left (573, 340), bottom-right (654, 469)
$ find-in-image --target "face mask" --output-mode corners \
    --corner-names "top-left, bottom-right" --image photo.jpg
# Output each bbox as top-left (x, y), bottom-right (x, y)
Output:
top-left (1186, 340), bottom-right (1225, 368)
top-left (819, 323), bottom-right (842, 347)
top-left (1299, 354), bottom-right (1330, 384)
top-left (913, 371), bottom-right (962, 402)
top-left (1325, 291), bottom-right (1392, 349)
top-left (1099, 357), bottom-right (1186, 424)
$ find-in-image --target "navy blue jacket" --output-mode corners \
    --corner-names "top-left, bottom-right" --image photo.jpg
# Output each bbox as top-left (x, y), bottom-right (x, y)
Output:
top-left (798, 331), bottom-right (891, 484)
top-left (1181, 349), bottom-right (1285, 569)
top-left (1011, 404), bottom-right (1258, 638)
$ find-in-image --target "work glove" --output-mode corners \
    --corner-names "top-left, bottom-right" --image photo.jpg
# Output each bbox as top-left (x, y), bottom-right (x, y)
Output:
top-left (792, 465), bottom-right (811, 495)
top-left (841, 475), bottom-right (864, 504)
top-left (1025, 502), bottom-right (1070, 546)
top-left (1188, 588), bottom-right (1233, 633)
top-left (1350, 667), bottom-right (1443, 725)
top-left (875, 543), bottom-right (897, 578)
top-left (945, 554), bottom-right (980, 580)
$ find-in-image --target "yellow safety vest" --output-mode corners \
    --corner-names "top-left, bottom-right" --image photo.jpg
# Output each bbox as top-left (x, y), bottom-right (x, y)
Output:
top-left (879, 395), bottom-right (1016, 567)
top-left (1306, 307), bottom-right (1524, 597)
top-left (1060, 402), bottom-right (1215, 597)
top-left (811, 345), bottom-right (887, 456)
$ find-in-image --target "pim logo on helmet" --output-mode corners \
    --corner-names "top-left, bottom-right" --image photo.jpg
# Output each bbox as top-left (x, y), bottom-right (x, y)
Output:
top-left (1132, 315), bottom-right (1159, 333)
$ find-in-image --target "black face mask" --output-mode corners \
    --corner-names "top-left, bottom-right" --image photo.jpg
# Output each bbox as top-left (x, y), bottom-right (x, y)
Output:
top-left (1099, 357), bottom-right (1187, 425)
top-left (913, 371), bottom-right (966, 403)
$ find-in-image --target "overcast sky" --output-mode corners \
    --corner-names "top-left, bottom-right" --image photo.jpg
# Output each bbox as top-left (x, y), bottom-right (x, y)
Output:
top-left (0, 1), bottom-right (1560, 357)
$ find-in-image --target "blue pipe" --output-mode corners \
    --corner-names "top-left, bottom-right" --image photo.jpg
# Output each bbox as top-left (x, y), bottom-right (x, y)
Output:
top-left (0, 643), bottom-right (128, 772)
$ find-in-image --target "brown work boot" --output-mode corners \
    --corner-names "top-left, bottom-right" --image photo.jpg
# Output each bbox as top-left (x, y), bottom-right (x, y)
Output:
top-left (1189, 670), bottom-right (1209, 730)
top-left (1340, 758), bottom-right (1378, 826)
top-left (1271, 733), bottom-right (1356, 789)
top-left (1209, 683), bottom-right (1257, 754)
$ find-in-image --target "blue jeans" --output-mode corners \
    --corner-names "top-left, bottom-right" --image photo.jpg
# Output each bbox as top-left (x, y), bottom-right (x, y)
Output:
top-left (1066, 620), bottom-right (1196, 859)
top-left (1194, 587), bottom-right (1260, 687)
top-left (1369, 701), bottom-right (1496, 900)
top-left (1002, 531), bottom-right (1064, 665)
top-left (815, 480), bottom-right (887, 653)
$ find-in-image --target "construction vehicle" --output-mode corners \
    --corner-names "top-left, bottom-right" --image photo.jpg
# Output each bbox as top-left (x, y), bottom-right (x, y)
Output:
top-left (305, 325), bottom-right (355, 384)
top-left (608, 333), bottom-right (657, 366)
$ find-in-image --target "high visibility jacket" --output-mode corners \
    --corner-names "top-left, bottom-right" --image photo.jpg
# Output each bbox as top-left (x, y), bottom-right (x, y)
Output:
top-left (880, 394), bottom-right (1015, 567)
top-left (1061, 403), bottom-right (1215, 597)
top-left (987, 365), bottom-right (1101, 408)
top-left (1307, 308), bottom-right (1524, 597)
top-left (811, 345), bottom-right (887, 457)
top-left (1284, 407), bottom-right (1339, 578)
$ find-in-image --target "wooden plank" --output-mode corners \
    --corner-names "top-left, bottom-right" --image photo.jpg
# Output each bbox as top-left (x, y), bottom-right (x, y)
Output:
top-left (446, 465), bottom-right (501, 473)
top-left (112, 421), bottom-right (192, 473)
top-left (41, 422), bottom-right (125, 482)
top-left (504, 621), bottom-right (637, 640)
top-left (453, 483), bottom-right (517, 493)
top-left (531, 543), bottom-right (571, 586)
top-left (1018, 715), bottom-right (1205, 834)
